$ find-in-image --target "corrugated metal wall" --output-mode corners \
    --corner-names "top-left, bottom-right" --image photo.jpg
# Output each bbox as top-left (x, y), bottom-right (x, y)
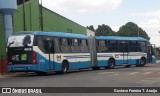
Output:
top-left (13, 0), bottom-right (40, 32)
top-left (0, 13), bottom-right (5, 56)
top-left (13, 0), bottom-right (86, 34)
top-left (42, 7), bottom-right (86, 34)
top-left (0, 0), bottom-right (87, 56)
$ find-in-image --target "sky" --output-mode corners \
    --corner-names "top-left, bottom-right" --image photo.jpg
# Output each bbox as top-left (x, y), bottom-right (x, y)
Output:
top-left (42, 0), bottom-right (160, 47)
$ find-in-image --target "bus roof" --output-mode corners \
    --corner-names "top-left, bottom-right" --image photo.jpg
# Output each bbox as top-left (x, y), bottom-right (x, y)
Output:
top-left (12, 31), bottom-right (88, 39)
top-left (96, 36), bottom-right (148, 41)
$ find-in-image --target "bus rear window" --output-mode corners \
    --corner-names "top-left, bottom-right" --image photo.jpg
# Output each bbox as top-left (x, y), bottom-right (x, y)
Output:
top-left (8, 35), bottom-right (34, 47)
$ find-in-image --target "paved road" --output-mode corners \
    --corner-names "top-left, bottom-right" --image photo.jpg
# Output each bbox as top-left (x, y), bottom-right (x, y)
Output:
top-left (0, 63), bottom-right (160, 96)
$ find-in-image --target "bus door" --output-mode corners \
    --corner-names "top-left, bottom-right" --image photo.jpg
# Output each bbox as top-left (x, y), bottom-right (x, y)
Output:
top-left (146, 45), bottom-right (154, 63)
top-left (44, 38), bottom-right (54, 71)
top-left (119, 41), bottom-right (129, 64)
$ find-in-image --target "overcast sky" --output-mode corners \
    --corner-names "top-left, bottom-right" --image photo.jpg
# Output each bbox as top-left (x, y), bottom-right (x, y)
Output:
top-left (42, 0), bottom-right (160, 47)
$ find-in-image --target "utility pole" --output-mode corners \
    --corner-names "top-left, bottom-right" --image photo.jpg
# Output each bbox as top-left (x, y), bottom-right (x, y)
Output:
top-left (23, 0), bottom-right (26, 31)
top-left (138, 28), bottom-right (139, 37)
top-left (40, 0), bottom-right (43, 31)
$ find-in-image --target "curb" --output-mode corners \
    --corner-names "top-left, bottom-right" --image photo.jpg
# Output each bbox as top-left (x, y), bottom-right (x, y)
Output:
top-left (0, 73), bottom-right (16, 78)
top-left (0, 74), bottom-right (9, 78)
top-left (0, 72), bottom-right (29, 78)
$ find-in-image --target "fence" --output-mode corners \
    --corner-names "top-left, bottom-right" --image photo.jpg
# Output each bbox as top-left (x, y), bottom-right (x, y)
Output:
top-left (0, 55), bottom-right (7, 75)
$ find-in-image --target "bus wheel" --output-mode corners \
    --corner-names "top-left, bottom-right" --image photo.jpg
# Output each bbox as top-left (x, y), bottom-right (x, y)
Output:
top-left (92, 67), bottom-right (100, 70)
top-left (61, 61), bottom-right (69, 74)
top-left (108, 59), bottom-right (115, 69)
top-left (36, 72), bottom-right (47, 76)
top-left (125, 65), bottom-right (131, 68)
top-left (136, 58), bottom-right (146, 67)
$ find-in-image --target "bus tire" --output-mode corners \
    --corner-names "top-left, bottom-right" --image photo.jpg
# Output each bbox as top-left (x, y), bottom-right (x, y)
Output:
top-left (37, 72), bottom-right (47, 75)
top-left (136, 58), bottom-right (146, 67)
top-left (61, 61), bottom-right (69, 74)
top-left (92, 67), bottom-right (100, 70)
top-left (125, 65), bottom-right (131, 68)
top-left (108, 59), bottom-right (115, 69)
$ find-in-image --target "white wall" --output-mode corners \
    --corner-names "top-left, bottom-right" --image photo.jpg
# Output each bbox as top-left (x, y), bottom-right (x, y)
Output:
top-left (86, 29), bottom-right (95, 37)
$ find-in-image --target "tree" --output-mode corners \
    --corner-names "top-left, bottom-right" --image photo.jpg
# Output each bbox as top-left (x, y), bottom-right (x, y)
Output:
top-left (87, 25), bottom-right (95, 32)
top-left (117, 22), bottom-right (150, 40)
top-left (95, 24), bottom-right (115, 36)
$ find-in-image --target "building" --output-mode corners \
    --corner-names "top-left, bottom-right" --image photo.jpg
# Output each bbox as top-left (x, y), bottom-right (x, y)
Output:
top-left (0, 0), bottom-right (93, 57)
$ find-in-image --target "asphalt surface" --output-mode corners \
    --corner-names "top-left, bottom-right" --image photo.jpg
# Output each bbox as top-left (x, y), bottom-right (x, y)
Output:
top-left (1, 63), bottom-right (160, 96)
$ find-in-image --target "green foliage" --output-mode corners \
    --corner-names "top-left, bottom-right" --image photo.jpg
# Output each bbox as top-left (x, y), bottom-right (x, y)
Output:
top-left (88, 22), bottom-right (150, 40)
top-left (87, 25), bottom-right (95, 32)
top-left (95, 24), bottom-right (115, 36)
top-left (117, 22), bottom-right (150, 40)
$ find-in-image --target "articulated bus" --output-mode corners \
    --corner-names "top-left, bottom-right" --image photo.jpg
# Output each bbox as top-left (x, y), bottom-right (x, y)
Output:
top-left (7, 31), bottom-right (156, 74)
top-left (95, 36), bottom-right (156, 69)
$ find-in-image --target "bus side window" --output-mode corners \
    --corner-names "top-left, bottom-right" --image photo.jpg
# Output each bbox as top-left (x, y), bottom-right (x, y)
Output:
top-left (44, 40), bottom-right (50, 53)
top-left (60, 38), bottom-right (71, 53)
top-left (54, 38), bottom-right (61, 53)
top-left (98, 40), bottom-right (108, 52)
top-left (71, 39), bottom-right (80, 53)
top-left (129, 41), bottom-right (138, 52)
top-left (138, 41), bottom-right (146, 52)
top-left (119, 41), bottom-right (129, 52)
top-left (108, 40), bottom-right (118, 52)
top-left (80, 39), bottom-right (89, 53)
top-left (37, 36), bottom-right (45, 53)
top-left (50, 41), bottom-right (54, 53)
top-left (44, 36), bottom-right (54, 54)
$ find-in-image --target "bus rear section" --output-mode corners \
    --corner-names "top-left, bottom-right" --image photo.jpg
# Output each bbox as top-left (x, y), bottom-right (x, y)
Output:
top-left (7, 34), bottom-right (40, 72)
top-left (95, 36), bottom-right (156, 69)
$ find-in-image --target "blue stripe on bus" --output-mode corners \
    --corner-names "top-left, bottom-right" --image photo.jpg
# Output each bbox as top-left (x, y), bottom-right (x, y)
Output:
top-left (64, 55), bottom-right (90, 59)
top-left (33, 32), bottom-right (88, 39)
top-left (97, 53), bottom-right (145, 57)
top-left (13, 31), bottom-right (88, 39)
top-left (119, 54), bottom-right (146, 56)
top-left (97, 54), bottom-right (113, 57)
top-left (97, 59), bottom-right (139, 67)
top-left (7, 61), bottom-right (91, 72)
top-left (7, 64), bottom-right (39, 72)
top-left (96, 36), bottom-right (148, 41)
